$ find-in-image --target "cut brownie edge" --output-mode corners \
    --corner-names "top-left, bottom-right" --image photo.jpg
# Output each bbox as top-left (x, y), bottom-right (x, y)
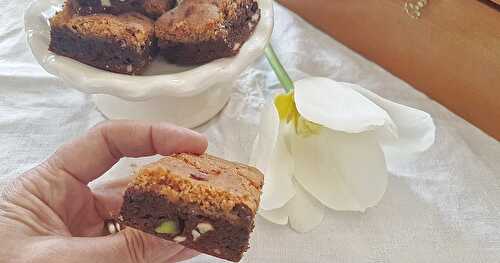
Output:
top-left (120, 189), bottom-right (253, 262)
top-left (49, 26), bottom-right (155, 74)
top-left (159, 38), bottom-right (238, 66)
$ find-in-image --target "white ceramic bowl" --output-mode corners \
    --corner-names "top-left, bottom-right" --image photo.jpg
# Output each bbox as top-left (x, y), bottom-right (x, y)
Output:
top-left (25, 0), bottom-right (274, 128)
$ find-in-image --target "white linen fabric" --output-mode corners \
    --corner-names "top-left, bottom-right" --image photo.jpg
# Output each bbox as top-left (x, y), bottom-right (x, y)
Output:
top-left (0, 1), bottom-right (499, 262)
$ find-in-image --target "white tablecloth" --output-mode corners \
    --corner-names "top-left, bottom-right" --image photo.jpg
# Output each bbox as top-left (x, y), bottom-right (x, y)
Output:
top-left (1, 1), bottom-right (499, 262)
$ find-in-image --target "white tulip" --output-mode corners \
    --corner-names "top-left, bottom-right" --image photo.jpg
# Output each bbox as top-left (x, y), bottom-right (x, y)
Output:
top-left (251, 77), bottom-right (435, 233)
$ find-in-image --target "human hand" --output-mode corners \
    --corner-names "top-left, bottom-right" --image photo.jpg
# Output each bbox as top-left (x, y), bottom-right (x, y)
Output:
top-left (0, 121), bottom-right (208, 263)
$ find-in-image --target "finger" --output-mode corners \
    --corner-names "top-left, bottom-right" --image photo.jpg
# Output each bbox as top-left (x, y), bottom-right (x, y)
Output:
top-left (58, 228), bottom-right (191, 263)
top-left (165, 248), bottom-right (200, 263)
top-left (50, 120), bottom-right (208, 185)
top-left (92, 176), bottom-right (131, 219)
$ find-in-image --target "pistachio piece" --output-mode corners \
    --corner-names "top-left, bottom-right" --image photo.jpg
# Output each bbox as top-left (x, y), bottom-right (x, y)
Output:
top-left (155, 220), bottom-right (179, 234)
top-left (100, 0), bottom-right (111, 7)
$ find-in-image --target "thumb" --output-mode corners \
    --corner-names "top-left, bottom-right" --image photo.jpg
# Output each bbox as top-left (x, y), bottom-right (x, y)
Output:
top-left (61, 228), bottom-right (196, 263)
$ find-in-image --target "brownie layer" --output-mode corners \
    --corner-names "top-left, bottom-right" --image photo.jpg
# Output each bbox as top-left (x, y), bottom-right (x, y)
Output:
top-left (155, 0), bottom-right (261, 65)
top-left (49, 26), bottom-right (155, 74)
top-left (121, 190), bottom-right (254, 262)
top-left (158, 38), bottom-right (235, 65)
top-left (72, 0), bottom-right (176, 18)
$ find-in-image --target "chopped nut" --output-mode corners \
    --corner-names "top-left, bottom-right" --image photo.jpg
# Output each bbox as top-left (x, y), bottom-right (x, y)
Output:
top-left (107, 222), bottom-right (117, 234)
top-left (196, 222), bottom-right (214, 234)
top-left (192, 229), bottom-right (201, 241)
top-left (232, 43), bottom-right (241, 51)
top-left (190, 172), bottom-right (209, 181)
top-left (101, 0), bottom-right (111, 7)
top-left (251, 13), bottom-right (260, 22)
top-left (114, 222), bottom-right (121, 232)
top-left (155, 220), bottom-right (179, 234)
top-left (213, 249), bottom-right (221, 255)
top-left (173, 236), bottom-right (186, 243)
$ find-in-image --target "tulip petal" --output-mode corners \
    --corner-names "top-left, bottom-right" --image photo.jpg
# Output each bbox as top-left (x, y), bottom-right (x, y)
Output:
top-left (294, 77), bottom-right (397, 136)
top-left (250, 102), bottom-right (296, 210)
top-left (259, 207), bottom-right (289, 225)
top-left (250, 102), bottom-right (280, 172)
top-left (287, 183), bottom-right (326, 233)
top-left (259, 182), bottom-right (326, 232)
top-left (291, 129), bottom-right (388, 211)
top-left (351, 85), bottom-right (436, 153)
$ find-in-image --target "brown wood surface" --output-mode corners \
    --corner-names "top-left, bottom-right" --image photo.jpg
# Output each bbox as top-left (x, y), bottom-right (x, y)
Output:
top-left (278, 0), bottom-right (500, 140)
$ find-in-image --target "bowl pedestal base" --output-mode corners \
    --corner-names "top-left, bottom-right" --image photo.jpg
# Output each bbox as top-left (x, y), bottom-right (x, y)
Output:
top-left (93, 82), bottom-right (233, 128)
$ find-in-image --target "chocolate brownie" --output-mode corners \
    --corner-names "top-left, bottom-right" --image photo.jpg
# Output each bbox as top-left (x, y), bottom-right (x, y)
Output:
top-left (155, 0), bottom-right (261, 65)
top-left (71, 0), bottom-right (176, 18)
top-left (119, 154), bottom-right (264, 262)
top-left (49, 2), bottom-right (156, 74)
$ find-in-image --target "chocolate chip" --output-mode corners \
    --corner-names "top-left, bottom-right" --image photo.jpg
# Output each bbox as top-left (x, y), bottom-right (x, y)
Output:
top-left (190, 172), bottom-right (209, 181)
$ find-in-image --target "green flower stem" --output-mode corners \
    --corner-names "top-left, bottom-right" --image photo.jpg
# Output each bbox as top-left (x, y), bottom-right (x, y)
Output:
top-left (264, 44), bottom-right (294, 92)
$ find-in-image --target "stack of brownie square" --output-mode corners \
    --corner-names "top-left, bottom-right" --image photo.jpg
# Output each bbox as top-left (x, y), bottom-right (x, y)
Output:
top-left (49, 0), bottom-right (261, 75)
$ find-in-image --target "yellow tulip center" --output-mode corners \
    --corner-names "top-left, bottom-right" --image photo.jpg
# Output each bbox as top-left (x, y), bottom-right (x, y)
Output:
top-left (274, 92), bottom-right (322, 137)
